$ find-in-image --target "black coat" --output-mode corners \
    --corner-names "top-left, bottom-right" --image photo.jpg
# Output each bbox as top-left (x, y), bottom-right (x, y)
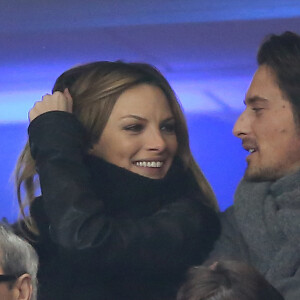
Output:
top-left (19, 111), bottom-right (220, 300)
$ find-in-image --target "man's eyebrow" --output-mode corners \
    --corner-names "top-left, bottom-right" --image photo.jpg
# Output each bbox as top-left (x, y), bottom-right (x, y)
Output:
top-left (243, 96), bottom-right (269, 106)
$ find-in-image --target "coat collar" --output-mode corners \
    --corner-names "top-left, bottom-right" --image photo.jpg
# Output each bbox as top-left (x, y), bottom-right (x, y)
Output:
top-left (84, 155), bottom-right (199, 217)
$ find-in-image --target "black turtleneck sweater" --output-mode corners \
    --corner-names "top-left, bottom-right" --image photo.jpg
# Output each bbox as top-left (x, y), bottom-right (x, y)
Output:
top-left (21, 111), bottom-right (220, 300)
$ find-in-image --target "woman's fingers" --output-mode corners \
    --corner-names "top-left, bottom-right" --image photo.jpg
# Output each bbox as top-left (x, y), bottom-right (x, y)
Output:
top-left (63, 88), bottom-right (73, 113)
top-left (29, 91), bottom-right (72, 122)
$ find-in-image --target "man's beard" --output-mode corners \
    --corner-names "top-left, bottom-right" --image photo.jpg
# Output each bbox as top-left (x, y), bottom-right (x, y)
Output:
top-left (244, 165), bottom-right (286, 182)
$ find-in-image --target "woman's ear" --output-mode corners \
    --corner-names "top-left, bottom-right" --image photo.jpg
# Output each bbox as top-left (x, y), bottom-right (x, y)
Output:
top-left (13, 274), bottom-right (33, 300)
top-left (88, 144), bottom-right (95, 155)
top-left (87, 135), bottom-right (104, 159)
top-left (88, 138), bottom-right (102, 157)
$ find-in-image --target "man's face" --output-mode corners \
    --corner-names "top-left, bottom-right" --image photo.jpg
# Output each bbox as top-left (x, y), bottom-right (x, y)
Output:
top-left (0, 265), bottom-right (32, 300)
top-left (233, 64), bottom-right (300, 181)
top-left (0, 266), bottom-right (16, 300)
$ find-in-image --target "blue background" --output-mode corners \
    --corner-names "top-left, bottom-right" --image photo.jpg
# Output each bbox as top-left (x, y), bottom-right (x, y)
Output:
top-left (1, 0), bottom-right (299, 221)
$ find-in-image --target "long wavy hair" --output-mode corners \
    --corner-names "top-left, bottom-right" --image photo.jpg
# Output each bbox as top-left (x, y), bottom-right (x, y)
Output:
top-left (15, 61), bottom-right (219, 233)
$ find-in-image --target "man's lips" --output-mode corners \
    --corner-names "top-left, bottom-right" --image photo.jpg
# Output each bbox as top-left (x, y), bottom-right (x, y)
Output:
top-left (248, 148), bottom-right (257, 153)
top-left (242, 140), bottom-right (258, 153)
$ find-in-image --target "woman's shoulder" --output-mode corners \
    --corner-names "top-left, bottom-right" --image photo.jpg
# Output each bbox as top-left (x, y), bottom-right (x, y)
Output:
top-left (10, 197), bottom-right (52, 244)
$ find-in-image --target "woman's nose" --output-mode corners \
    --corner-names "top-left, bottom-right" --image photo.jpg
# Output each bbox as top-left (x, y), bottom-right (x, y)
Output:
top-left (146, 130), bottom-right (167, 152)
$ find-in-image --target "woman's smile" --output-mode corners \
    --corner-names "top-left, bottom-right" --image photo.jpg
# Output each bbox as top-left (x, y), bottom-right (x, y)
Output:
top-left (89, 84), bottom-right (178, 179)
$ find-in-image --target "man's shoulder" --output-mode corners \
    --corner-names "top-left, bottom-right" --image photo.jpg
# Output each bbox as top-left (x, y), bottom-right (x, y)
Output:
top-left (220, 205), bottom-right (235, 223)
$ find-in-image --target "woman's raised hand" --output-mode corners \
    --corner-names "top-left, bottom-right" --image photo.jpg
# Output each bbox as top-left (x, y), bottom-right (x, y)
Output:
top-left (29, 89), bottom-right (73, 122)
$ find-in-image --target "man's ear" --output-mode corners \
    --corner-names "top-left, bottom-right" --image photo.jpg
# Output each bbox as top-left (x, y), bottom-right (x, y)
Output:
top-left (13, 274), bottom-right (33, 300)
top-left (209, 261), bottom-right (219, 271)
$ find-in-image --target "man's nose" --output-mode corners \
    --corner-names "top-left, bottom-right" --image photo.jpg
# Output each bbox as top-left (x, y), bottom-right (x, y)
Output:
top-left (232, 110), bottom-right (249, 138)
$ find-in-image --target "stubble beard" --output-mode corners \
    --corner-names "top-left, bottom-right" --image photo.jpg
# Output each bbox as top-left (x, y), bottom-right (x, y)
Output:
top-left (244, 148), bottom-right (300, 182)
top-left (244, 164), bottom-right (286, 182)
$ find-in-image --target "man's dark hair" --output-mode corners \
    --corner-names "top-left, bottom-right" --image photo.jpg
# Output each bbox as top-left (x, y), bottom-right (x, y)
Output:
top-left (177, 260), bottom-right (284, 300)
top-left (257, 31), bottom-right (300, 123)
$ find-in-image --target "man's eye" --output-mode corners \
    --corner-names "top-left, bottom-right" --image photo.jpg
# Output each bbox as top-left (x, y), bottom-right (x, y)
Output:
top-left (123, 124), bottom-right (144, 132)
top-left (252, 108), bottom-right (263, 112)
top-left (161, 123), bottom-right (176, 133)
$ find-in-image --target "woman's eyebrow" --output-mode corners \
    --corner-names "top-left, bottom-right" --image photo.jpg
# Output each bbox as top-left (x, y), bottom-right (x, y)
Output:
top-left (120, 115), bottom-right (146, 121)
top-left (161, 117), bottom-right (175, 122)
top-left (120, 115), bottom-right (175, 122)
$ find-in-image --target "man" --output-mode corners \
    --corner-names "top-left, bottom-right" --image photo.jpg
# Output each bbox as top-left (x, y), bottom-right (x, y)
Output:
top-left (202, 31), bottom-right (300, 300)
top-left (0, 224), bottom-right (38, 300)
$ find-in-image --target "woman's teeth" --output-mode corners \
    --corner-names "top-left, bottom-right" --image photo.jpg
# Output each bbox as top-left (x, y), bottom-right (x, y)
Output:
top-left (135, 161), bottom-right (163, 168)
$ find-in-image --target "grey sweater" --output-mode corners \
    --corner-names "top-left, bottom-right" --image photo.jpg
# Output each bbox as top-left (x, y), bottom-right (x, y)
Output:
top-left (209, 170), bottom-right (300, 300)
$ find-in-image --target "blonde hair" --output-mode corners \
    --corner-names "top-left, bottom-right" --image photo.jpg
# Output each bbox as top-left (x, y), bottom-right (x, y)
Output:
top-left (15, 61), bottom-right (219, 233)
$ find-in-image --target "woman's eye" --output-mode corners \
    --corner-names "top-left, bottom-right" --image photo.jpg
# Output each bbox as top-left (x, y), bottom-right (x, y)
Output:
top-left (161, 123), bottom-right (176, 133)
top-left (123, 124), bottom-right (144, 132)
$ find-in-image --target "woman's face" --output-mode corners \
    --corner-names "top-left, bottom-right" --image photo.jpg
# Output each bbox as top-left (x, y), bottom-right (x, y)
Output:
top-left (89, 84), bottom-right (178, 179)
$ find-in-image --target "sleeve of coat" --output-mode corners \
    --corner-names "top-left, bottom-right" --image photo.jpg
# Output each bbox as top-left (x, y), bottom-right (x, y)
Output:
top-left (29, 111), bottom-right (220, 272)
top-left (204, 206), bottom-right (250, 265)
top-left (274, 271), bottom-right (300, 300)
top-left (268, 246), bottom-right (300, 300)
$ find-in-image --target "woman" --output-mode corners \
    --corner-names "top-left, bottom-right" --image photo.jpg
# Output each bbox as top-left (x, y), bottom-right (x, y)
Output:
top-left (15, 61), bottom-right (220, 300)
